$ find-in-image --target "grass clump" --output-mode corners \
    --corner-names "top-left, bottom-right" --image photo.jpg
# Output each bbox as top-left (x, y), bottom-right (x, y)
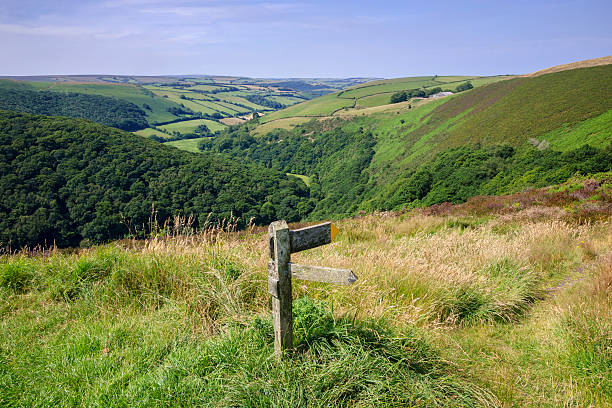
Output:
top-left (556, 255), bottom-right (612, 404)
top-left (438, 260), bottom-right (540, 325)
top-left (138, 298), bottom-right (496, 408)
top-left (0, 261), bottom-right (35, 293)
top-left (0, 295), bottom-right (496, 407)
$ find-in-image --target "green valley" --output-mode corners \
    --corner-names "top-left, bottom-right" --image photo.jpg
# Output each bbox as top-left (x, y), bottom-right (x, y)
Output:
top-left (202, 64), bottom-right (612, 219)
top-left (0, 75), bottom-right (375, 143)
top-left (2, 0), bottom-right (611, 404)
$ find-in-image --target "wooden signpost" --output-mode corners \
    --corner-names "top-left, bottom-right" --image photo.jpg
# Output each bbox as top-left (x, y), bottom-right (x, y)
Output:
top-left (268, 220), bottom-right (357, 358)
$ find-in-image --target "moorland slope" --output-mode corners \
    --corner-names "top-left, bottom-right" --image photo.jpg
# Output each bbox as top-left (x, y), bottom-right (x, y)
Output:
top-left (1, 174), bottom-right (610, 407)
top-left (203, 64), bottom-right (612, 218)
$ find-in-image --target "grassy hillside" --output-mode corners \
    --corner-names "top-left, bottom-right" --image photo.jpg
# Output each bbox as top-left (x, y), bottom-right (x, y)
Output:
top-left (257, 74), bottom-right (512, 131)
top-left (525, 54), bottom-right (612, 77)
top-left (0, 111), bottom-right (310, 249)
top-left (434, 64), bottom-right (612, 149)
top-left (0, 76), bottom-right (375, 151)
top-left (27, 82), bottom-right (183, 124)
top-left (204, 64), bottom-right (612, 219)
top-left (1, 175), bottom-right (610, 407)
top-left (0, 81), bottom-right (148, 131)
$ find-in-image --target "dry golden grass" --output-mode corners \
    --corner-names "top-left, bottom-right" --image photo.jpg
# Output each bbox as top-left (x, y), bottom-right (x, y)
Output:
top-left (2, 209), bottom-right (610, 406)
top-left (118, 212), bottom-right (609, 333)
top-left (525, 55), bottom-right (612, 77)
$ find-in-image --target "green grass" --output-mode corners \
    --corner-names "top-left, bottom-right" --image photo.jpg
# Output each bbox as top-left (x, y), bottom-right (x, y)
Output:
top-left (257, 75), bottom-right (511, 131)
top-left (32, 83), bottom-right (183, 124)
top-left (159, 119), bottom-right (226, 134)
top-left (543, 109), bottom-right (612, 150)
top-left (287, 173), bottom-right (311, 186)
top-left (1, 203), bottom-right (610, 406)
top-left (166, 137), bottom-right (208, 153)
top-left (134, 127), bottom-right (168, 138)
top-left (253, 117), bottom-right (314, 134)
top-left (445, 65), bottom-right (612, 147)
top-left (339, 78), bottom-right (440, 99)
top-left (268, 95), bottom-right (307, 105)
top-left (354, 64), bottom-right (612, 194)
top-left (261, 93), bottom-right (355, 123)
top-left (216, 94), bottom-right (270, 111)
top-left (0, 240), bottom-right (496, 407)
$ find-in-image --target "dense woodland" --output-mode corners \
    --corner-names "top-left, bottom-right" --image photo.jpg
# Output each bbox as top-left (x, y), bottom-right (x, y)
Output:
top-left (0, 110), bottom-right (309, 248)
top-left (0, 88), bottom-right (149, 131)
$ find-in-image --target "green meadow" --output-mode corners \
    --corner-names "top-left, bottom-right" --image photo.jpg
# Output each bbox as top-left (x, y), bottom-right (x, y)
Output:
top-left (1, 178), bottom-right (610, 407)
top-left (159, 119), bottom-right (226, 134)
top-left (166, 137), bottom-right (210, 153)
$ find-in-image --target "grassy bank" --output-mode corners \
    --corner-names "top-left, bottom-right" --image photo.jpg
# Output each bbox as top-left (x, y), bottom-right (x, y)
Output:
top-left (1, 181), bottom-right (610, 406)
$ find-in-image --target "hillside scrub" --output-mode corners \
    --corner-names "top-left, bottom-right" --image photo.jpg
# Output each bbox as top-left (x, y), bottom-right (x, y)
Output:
top-left (1, 182), bottom-right (610, 406)
top-left (201, 114), bottom-right (611, 218)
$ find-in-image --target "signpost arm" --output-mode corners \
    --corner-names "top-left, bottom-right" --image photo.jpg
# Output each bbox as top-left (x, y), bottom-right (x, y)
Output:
top-left (269, 220), bottom-right (292, 358)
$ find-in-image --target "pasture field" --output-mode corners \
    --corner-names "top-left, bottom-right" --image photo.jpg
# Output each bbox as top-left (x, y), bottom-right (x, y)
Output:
top-left (166, 137), bottom-right (209, 153)
top-left (252, 117), bottom-right (314, 134)
top-left (215, 94), bottom-right (269, 111)
top-left (338, 78), bottom-right (441, 99)
top-left (2, 75), bottom-right (369, 138)
top-left (134, 127), bottom-right (168, 138)
top-left (159, 119), bottom-right (226, 134)
top-left (261, 93), bottom-right (356, 123)
top-left (355, 93), bottom-right (393, 107)
top-left (257, 74), bottom-right (513, 132)
top-left (1, 177), bottom-right (610, 407)
top-left (268, 95), bottom-right (307, 105)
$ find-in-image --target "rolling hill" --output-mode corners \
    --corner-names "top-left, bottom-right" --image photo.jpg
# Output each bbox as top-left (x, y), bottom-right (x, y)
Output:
top-left (256, 74), bottom-right (513, 132)
top-left (0, 110), bottom-right (310, 249)
top-left (202, 63), bottom-right (612, 218)
top-left (525, 54), bottom-right (612, 77)
top-left (0, 75), bottom-right (375, 150)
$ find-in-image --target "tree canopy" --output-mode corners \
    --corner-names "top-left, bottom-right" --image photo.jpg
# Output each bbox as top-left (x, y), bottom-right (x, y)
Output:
top-left (0, 110), bottom-right (310, 249)
top-left (0, 88), bottom-right (148, 131)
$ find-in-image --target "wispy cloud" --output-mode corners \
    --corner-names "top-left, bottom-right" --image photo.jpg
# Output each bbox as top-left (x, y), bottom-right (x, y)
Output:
top-left (139, 6), bottom-right (225, 17)
top-left (0, 23), bottom-right (99, 36)
top-left (0, 22), bottom-right (139, 40)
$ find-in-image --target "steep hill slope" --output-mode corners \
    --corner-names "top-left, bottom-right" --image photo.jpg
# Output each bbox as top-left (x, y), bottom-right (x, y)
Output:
top-left (257, 74), bottom-right (513, 132)
top-left (201, 64), bottom-right (612, 218)
top-left (0, 111), bottom-right (309, 249)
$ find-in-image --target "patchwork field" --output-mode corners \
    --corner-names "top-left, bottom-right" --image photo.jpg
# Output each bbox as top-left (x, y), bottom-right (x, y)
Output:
top-left (0, 75), bottom-right (375, 140)
top-left (257, 75), bottom-right (513, 132)
top-left (158, 119), bottom-right (226, 134)
top-left (166, 137), bottom-right (210, 153)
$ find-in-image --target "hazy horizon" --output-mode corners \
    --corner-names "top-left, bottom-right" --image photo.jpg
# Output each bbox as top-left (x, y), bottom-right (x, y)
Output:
top-left (1, 0), bottom-right (611, 78)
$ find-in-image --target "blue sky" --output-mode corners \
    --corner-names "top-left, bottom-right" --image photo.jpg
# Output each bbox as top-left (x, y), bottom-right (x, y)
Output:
top-left (0, 0), bottom-right (610, 77)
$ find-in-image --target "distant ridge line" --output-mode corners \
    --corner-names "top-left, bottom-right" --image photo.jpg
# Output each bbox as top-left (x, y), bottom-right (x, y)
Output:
top-left (524, 55), bottom-right (612, 77)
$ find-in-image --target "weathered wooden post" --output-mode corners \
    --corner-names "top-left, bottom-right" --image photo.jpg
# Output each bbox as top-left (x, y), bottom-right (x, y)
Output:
top-left (268, 220), bottom-right (292, 355)
top-left (268, 220), bottom-right (357, 358)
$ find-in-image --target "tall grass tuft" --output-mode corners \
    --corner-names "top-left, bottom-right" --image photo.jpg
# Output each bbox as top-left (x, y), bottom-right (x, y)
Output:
top-left (556, 255), bottom-right (612, 404)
